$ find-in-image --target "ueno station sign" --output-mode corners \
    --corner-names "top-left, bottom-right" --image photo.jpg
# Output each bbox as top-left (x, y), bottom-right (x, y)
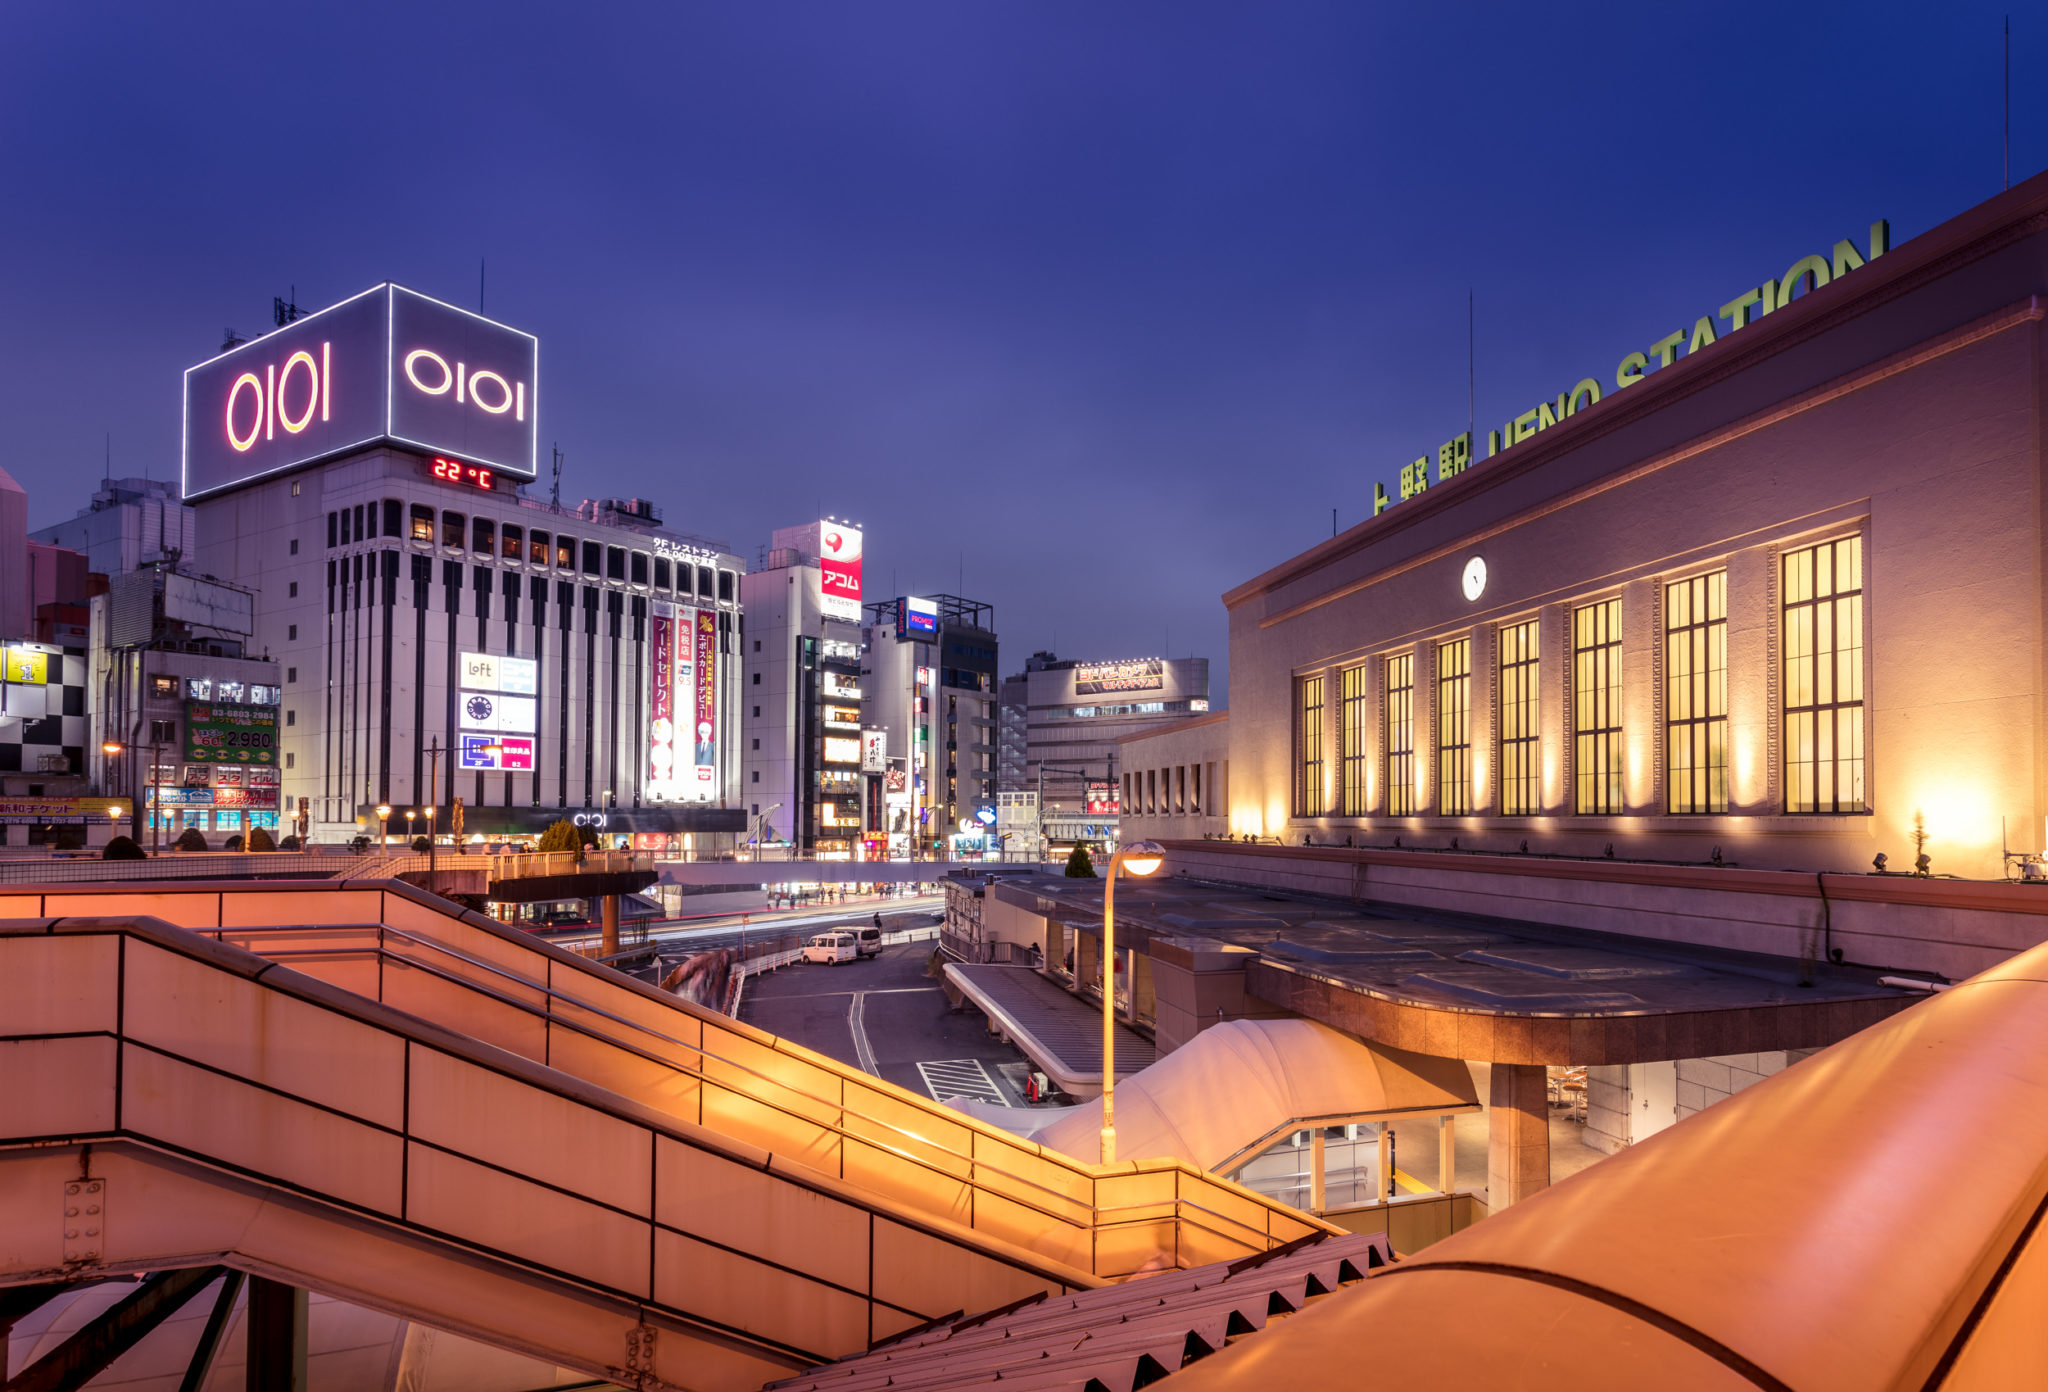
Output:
top-left (183, 284), bottom-right (539, 502)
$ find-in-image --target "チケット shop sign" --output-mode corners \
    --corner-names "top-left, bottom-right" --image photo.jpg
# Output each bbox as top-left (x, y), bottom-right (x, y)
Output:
top-left (183, 284), bottom-right (539, 501)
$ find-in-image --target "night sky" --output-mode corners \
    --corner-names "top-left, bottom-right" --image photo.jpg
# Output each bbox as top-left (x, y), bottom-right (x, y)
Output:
top-left (3, 4), bottom-right (2037, 700)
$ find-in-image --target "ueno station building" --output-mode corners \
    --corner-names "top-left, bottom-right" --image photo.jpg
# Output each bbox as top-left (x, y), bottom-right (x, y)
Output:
top-left (182, 285), bottom-right (746, 845)
top-left (1136, 173), bottom-right (2048, 884)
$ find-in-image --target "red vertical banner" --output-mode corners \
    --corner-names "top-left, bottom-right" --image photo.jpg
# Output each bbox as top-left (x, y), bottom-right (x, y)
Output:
top-left (649, 611), bottom-right (674, 794)
top-left (694, 609), bottom-right (717, 788)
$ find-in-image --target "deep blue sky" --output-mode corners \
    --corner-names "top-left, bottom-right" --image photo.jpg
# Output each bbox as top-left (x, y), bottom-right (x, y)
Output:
top-left (3, 4), bottom-right (2038, 698)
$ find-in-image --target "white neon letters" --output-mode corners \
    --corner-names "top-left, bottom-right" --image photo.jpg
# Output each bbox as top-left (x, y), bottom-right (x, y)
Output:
top-left (224, 341), bottom-right (333, 452)
top-left (403, 348), bottom-right (526, 421)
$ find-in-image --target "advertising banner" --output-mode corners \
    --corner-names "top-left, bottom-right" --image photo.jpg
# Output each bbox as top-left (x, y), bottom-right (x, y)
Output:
top-left (1075, 659), bottom-right (1164, 695)
top-left (2, 645), bottom-right (50, 684)
top-left (823, 736), bottom-right (862, 766)
top-left (183, 284), bottom-right (539, 502)
top-left (693, 609), bottom-right (717, 788)
top-left (818, 523), bottom-right (863, 621)
top-left (458, 692), bottom-right (536, 734)
top-left (896, 595), bottom-right (937, 637)
top-left (0, 796), bottom-right (129, 824)
top-left (860, 729), bottom-right (887, 773)
top-left (460, 652), bottom-right (537, 694)
top-left (1086, 779), bottom-right (1121, 815)
top-left (648, 611), bottom-right (676, 794)
top-left (185, 701), bottom-right (279, 764)
top-left (458, 734), bottom-right (535, 771)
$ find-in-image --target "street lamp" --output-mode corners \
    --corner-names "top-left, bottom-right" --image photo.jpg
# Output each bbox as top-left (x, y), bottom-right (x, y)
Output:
top-left (1099, 840), bottom-right (1164, 1166)
top-left (376, 804), bottom-right (392, 851)
top-left (405, 810), bottom-right (416, 846)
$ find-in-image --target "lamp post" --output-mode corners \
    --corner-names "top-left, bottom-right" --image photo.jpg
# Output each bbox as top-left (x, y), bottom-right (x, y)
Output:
top-left (102, 741), bottom-right (131, 847)
top-left (376, 805), bottom-right (392, 852)
top-left (405, 810), bottom-right (416, 847)
top-left (1099, 839), bottom-right (1164, 1166)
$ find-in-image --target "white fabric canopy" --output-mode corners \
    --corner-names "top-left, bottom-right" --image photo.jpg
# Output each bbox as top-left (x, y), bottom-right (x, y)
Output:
top-left (1026, 1018), bottom-right (1478, 1169)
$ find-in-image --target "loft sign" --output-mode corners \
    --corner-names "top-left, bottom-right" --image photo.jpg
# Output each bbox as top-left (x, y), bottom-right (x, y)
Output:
top-left (1371, 220), bottom-right (1890, 517)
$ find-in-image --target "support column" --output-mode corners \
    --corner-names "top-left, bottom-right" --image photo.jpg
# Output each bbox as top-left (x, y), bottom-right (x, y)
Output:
top-left (1376, 1123), bottom-right (1393, 1200)
top-left (1438, 1114), bottom-right (1456, 1193)
top-left (601, 893), bottom-right (620, 957)
top-left (1309, 1131), bottom-right (1325, 1214)
top-left (1487, 1063), bottom-right (1551, 1209)
top-left (246, 1277), bottom-right (307, 1392)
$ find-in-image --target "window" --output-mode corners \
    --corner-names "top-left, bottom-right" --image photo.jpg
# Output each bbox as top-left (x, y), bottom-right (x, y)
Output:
top-left (752, 771), bottom-right (760, 783)
top-left (607, 546), bottom-right (626, 581)
top-left (1339, 664), bottom-right (1370, 816)
top-left (409, 505), bottom-right (434, 542)
top-left (718, 570), bottom-right (734, 602)
top-left (752, 672), bottom-right (761, 685)
top-left (654, 557), bottom-right (670, 590)
top-left (383, 499), bottom-right (400, 535)
top-left (1437, 638), bottom-right (1471, 814)
top-left (149, 675), bottom-right (177, 698)
top-left (582, 541), bottom-right (601, 575)
top-left (290, 480), bottom-right (301, 497)
top-left (751, 738), bottom-right (759, 750)
top-left (556, 538), bottom-right (575, 569)
top-left (286, 667), bottom-right (297, 683)
top-left (327, 512), bottom-right (337, 548)
top-left (753, 705), bottom-right (760, 718)
top-left (285, 710), bottom-right (296, 727)
top-left (753, 640), bottom-right (761, 652)
top-left (150, 718), bottom-right (175, 743)
top-left (1498, 619), bottom-right (1541, 816)
top-left (287, 625), bottom-right (297, 641)
top-left (1667, 572), bottom-right (1728, 814)
top-left (528, 529), bottom-right (548, 564)
top-left (502, 524), bottom-right (523, 561)
top-left (473, 518), bottom-right (494, 554)
top-left (698, 565), bottom-right (715, 598)
top-left (1573, 599), bottom-right (1624, 815)
top-left (288, 582), bottom-right (298, 598)
top-left (1384, 654), bottom-right (1414, 815)
top-left (630, 552), bottom-right (649, 586)
top-left (289, 538), bottom-right (299, 556)
top-left (1294, 674), bottom-right (1325, 817)
top-left (285, 753), bottom-right (295, 769)
top-left (443, 511), bottom-right (465, 548)
top-left (1784, 536), bottom-right (1864, 813)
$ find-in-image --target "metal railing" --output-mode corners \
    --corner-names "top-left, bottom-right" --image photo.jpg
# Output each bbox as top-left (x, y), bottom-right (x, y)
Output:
top-left (173, 894), bottom-right (1328, 1277)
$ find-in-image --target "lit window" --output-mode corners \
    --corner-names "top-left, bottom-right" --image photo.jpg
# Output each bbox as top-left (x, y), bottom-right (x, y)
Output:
top-left (1294, 674), bottom-right (1324, 817)
top-left (1666, 572), bottom-right (1728, 814)
top-left (1384, 654), bottom-right (1414, 815)
top-left (1783, 537), bottom-right (1864, 813)
top-left (1338, 664), bottom-right (1370, 815)
top-left (1436, 639), bottom-right (1472, 814)
top-left (1573, 599), bottom-right (1624, 815)
top-left (1498, 620), bottom-right (1541, 816)
top-left (409, 505), bottom-right (433, 542)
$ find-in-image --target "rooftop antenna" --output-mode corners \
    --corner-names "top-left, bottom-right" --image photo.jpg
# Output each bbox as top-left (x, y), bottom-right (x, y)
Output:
top-left (550, 443), bottom-right (563, 510)
top-left (272, 286), bottom-right (301, 328)
top-left (2004, 15), bottom-right (2011, 191)
top-left (1468, 289), bottom-right (1476, 442)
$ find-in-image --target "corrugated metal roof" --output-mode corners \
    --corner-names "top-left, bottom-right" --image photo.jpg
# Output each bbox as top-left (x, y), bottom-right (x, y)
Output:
top-left (765, 1230), bottom-right (1392, 1392)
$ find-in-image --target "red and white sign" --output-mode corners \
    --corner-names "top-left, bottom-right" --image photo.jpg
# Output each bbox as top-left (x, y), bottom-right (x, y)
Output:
top-left (649, 611), bottom-right (676, 793)
top-left (818, 522), bottom-right (863, 621)
top-left (693, 609), bottom-right (718, 788)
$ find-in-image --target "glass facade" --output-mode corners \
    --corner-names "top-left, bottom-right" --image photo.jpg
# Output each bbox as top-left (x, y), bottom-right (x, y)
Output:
top-left (1295, 674), bottom-right (1325, 817)
top-left (1784, 537), bottom-right (1865, 813)
top-left (1436, 639), bottom-right (1471, 815)
top-left (1666, 572), bottom-right (1728, 814)
top-left (1498, 619), bottom-right (1540, 816)
top-left (1573, 599), bottom-right (1624, 815)
top-left (1339, 663), bottom-right (1370, 816)
top-left (1384, 654), bottom-right (1414, 816)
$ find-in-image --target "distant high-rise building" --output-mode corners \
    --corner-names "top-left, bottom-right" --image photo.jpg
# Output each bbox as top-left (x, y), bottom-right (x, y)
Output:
top-left (32, 476), bottom-right (197, 579)
top-left (862, 595), bottom-right (997, 857)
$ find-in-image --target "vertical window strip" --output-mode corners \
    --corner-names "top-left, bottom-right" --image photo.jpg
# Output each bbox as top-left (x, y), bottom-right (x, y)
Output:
top-left (1436, 639), bottom-right (1472, 814)
top-left (1385, 654), bottom-right (1414, 816)
top-left (1783, 536), bottom-right (1865, 813)
top-left (1339, 664), bottom-right (1370, 815)
top-left (1573, 599), bottom-right (1624, 815)
top-left (1666, 572), bottom-right (1728, 814)
top-left (1498, 619), bottom-right (1541, 815)
top-left (1296, 674), bottom-right (1325, 817)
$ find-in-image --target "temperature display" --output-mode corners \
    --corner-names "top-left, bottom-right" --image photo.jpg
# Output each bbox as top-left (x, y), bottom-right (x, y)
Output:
top-left (429, 456), bottom-right (496, 490)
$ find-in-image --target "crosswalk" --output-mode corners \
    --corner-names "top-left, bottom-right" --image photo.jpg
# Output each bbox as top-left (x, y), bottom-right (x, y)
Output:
top-left (916, 1057), bottom-right (1007, 1106)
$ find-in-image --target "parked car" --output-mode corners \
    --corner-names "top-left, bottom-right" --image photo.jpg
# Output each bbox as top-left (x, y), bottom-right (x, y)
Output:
top-left (802, 931), bottom-right (858, 965)
top-left (855, 926), bottom-right (883, 958)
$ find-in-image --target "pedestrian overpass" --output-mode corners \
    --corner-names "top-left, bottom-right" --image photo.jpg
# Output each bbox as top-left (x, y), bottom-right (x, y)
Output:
top-left (658, 858), bottom-right (1054, 887)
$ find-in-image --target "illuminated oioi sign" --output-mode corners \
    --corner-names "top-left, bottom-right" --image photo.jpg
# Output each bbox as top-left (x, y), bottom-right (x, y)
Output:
top-left (182, 284), bottom-right (539, 502)
top-left (1372, 220), bottom-right (1891, 517)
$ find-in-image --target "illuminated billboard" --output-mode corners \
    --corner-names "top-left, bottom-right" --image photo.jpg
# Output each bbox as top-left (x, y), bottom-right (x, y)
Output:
top-left (648, 609), bottom-right (678, 796)
top-left (1086, 779), bottom-right (1120, 815)
top-left (896, 595), bottom-right (938, 637)
top-left (818, 523), bottom-right (862, 621)
top-left (860, 729), bottom-right (887, 772)
top-left (1075, 658), bottom-right (1164, 695)
top-left (183, 284), bottom-right (538, 501)
top-left (823, 736), bottom-right (862, 766)
top-left (458, 734), bottom-right (534, 771)
top-left (692, 609), bottom-right (717, 791)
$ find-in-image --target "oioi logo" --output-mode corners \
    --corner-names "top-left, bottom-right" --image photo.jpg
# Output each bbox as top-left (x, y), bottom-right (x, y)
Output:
top-left (402, 349), bottom-right (528, 423)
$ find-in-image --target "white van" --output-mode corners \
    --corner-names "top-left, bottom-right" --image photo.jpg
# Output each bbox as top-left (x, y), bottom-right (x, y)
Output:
top-left (802, 931), bottom-right (858, 965)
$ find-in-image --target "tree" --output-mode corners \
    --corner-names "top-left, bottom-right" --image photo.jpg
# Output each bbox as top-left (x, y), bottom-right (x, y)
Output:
top-left (247, 826), bottom-right (276, 853)
top-left (412, 836), bottom-right (432, 852)
top-left (52, 828), bottom-right (84, 851)
top-left (103, 835), bottom-right (146, 861)
top-left (279, 834), bottom-right (302, 851)
top-left (174, 827), bottom-right (208, 852)
top-left (576, 823), bottom-right (600, 850)
top-left (1063, 845), bottom-right (1097, 878)
top-left (224, 834), bottom-right (244, 852)
top-left (536, 819), bottom-right (583, 859)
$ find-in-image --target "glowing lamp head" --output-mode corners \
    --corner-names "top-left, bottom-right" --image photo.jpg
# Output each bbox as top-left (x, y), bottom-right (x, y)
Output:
top-left (376, 805), bottom-right (392, 818)
top-left (1121, 840), bottom-right (1166, 877)
top-left (102, 741), bottom-right (123, 756)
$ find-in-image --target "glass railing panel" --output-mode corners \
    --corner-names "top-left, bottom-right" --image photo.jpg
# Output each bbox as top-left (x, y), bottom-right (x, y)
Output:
top-left (1, 933), bottom-right (119, 1034)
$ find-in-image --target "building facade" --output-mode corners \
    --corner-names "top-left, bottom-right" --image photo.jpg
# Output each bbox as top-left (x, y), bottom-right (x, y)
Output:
top-left (32, 476), bottom-right (197, 579)
top-left (179, 284), bottom-right (747, 846)
top-left (861, 594), bottom-right (997, 856)
top-left (1214, 177), bottom-right (2048, 879)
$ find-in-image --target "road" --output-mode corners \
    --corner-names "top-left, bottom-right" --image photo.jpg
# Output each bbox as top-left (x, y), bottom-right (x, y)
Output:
top-left (740, 942), bottom-right (1036, 1107)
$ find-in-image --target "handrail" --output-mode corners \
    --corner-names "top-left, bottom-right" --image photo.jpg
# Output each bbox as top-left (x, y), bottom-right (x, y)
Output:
top-left (205, 917), bottom-right (1326, 1265)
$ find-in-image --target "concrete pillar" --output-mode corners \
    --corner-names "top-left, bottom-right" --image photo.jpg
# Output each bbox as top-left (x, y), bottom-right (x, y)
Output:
top-left (1438, 1114), bottom-right (1456, 1193)
top-left (1487, 1063), bottom-right (1551, 1209)
top-left (1309, 1131), bottom-right (1326, 1214)
top-left (246, 1277), bottom-right (307, 1391)
top-left (600, 894), bottom-right (620, 957)
top-left (1376, 1123), bottom-right (1393, 1200)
